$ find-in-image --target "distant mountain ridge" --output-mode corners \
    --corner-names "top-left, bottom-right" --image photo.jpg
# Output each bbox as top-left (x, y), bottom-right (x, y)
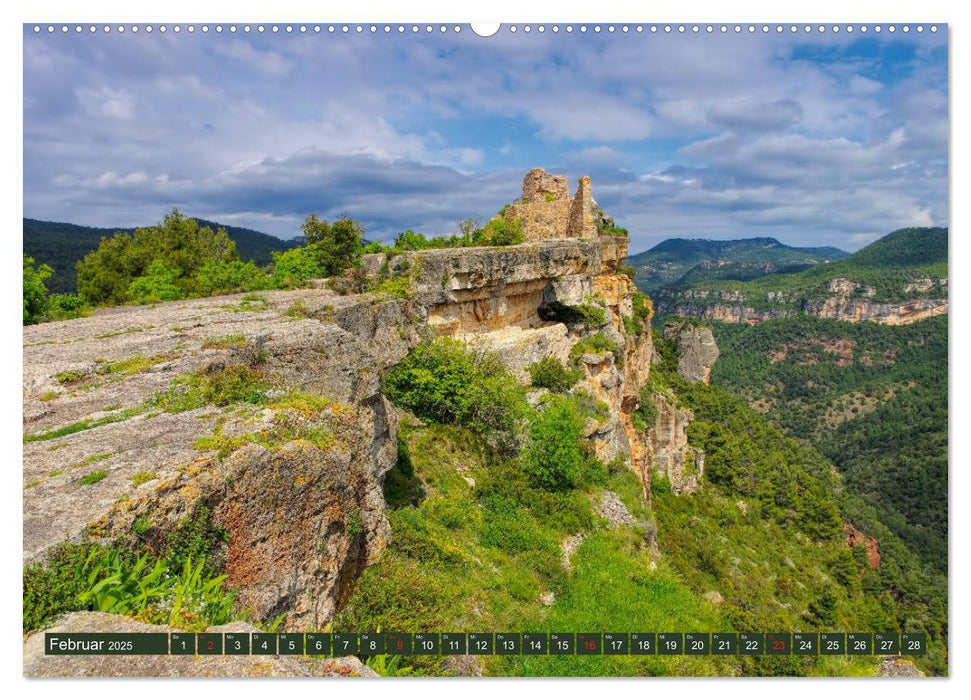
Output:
top-left (628, 236), bottom-right (849, 292)
top-left (23, 217), bottom-right (298, 294)
top-left (650, 227), bottom-right (949, 325)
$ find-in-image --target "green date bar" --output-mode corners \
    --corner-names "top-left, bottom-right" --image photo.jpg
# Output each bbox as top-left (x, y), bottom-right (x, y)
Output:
top-left (45, 633), bottom-right (169, 655)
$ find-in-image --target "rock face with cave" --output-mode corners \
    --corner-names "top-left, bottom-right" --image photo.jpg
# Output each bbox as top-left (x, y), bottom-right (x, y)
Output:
top-left (502, 167), bottom-right (602, 242)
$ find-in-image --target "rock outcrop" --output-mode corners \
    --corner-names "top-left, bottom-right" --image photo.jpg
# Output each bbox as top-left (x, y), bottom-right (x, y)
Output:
top-left (645, 393), bottom-right (705, 495)
top-left (501, 168), bottom-right (601, 242)
top-left (23, 287), bottom-right (416, 629)
top-left (664, 319), bottom-right (720, 384)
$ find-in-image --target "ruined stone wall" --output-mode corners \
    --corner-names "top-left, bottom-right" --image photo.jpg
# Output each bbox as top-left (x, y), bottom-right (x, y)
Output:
top-left (502, 167), bottom-right (600, 243)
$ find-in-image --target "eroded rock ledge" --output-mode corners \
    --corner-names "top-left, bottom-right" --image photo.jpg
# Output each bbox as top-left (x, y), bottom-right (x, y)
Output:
top-left (24, 233), bottom-right (651, 632)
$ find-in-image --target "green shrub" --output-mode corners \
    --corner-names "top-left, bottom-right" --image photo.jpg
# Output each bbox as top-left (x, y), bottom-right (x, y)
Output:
top-left (529, 356), bottom-right (582, 392)
top-left (522, 395), bottom-right (585, 490)
top-left (473, 217), bottom-right (525, 246)
top-left (47, 292), bottom-right (90, 320)
top-left (383, 338), bottom-right (527, 436)
top-left (24, 255), bottom-right (53, 324)
top-left (370, 275), bottom-right (414, 299)
top-left (79, 470), bottom-right (107, 485)
top-left (23, 542), bottom-right (98, 632)
top-left (302, 214), bottom-right (365, 276)
top-left (271, 246), bottom-right (322, 288)
top-left (634, 385), bottom-right (658, 428)
top-left (128, 260), bottom-right (183, 304)
top-left (569, 332), bottom-right (618, 365)
top-left (77, 209), bottom-right (238, 306)
top-left (195, 259), bottom-right (267, 295)
top-left (539, 301), bottom-right (606, 327)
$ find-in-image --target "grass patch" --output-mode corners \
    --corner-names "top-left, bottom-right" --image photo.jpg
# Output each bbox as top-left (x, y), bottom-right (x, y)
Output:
top-left (285, 300), bottom-right (311, 318)
top-left (79, 470), bottom-right (108, 485)
top-left (73, 452), bottom-right (112, 470)
top-left (96, 355), bottom-right (154, 377)
top-left (154, 365), bottom-right (268, 412)
top-left (130, 471), bottom-right (158, 487)
top-left (95, 326), bottom-right (149, 339)
top-left (55, 370), bottom-right (86, 384)
top-left (24, 407), bottom-right (144, 443)
top-left (39, 391), bottom-right (57, 402)
top-left (202, 334), bottom-right (247, 349)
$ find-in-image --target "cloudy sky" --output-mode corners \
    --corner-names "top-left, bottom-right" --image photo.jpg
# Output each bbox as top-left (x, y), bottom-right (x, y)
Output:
top-left (23, 24), bottom-right (947, 253)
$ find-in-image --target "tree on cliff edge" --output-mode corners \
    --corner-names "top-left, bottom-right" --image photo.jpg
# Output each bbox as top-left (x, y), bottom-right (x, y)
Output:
top-left (301, 213), bottom-right (364, 276)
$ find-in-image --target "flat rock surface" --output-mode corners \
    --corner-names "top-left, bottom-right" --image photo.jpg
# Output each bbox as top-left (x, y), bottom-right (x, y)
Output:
top-left (23, 287), bottom-right (354, 563)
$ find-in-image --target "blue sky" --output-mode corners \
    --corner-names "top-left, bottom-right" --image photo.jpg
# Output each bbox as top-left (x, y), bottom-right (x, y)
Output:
top-left (23, 25), bottom-right (948, 253)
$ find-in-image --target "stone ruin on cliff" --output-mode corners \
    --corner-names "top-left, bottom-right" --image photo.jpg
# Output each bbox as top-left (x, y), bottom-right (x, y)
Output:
top-left (501, 167), bottom-right (602, 242)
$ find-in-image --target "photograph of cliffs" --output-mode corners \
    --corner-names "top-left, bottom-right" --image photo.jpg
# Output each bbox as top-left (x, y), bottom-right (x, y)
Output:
top-left (21, 23), bottom-right (947, 679)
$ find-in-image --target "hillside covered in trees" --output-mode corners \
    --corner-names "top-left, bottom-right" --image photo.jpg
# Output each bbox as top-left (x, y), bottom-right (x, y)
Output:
top-left (710, 316), bottom-right (948, 574)
top-left (23, 217), bottom-right (299, 294)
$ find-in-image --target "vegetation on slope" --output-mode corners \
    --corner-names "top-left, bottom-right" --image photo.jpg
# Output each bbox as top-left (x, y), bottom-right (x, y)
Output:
top-left (334, 334), bottom-right (947, 676)
top-left (710, 315), bottom-right (948, 574)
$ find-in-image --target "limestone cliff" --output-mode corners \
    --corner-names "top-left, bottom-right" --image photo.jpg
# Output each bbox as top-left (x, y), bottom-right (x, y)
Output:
top-left (655, 276), bottom-right (948, 326)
